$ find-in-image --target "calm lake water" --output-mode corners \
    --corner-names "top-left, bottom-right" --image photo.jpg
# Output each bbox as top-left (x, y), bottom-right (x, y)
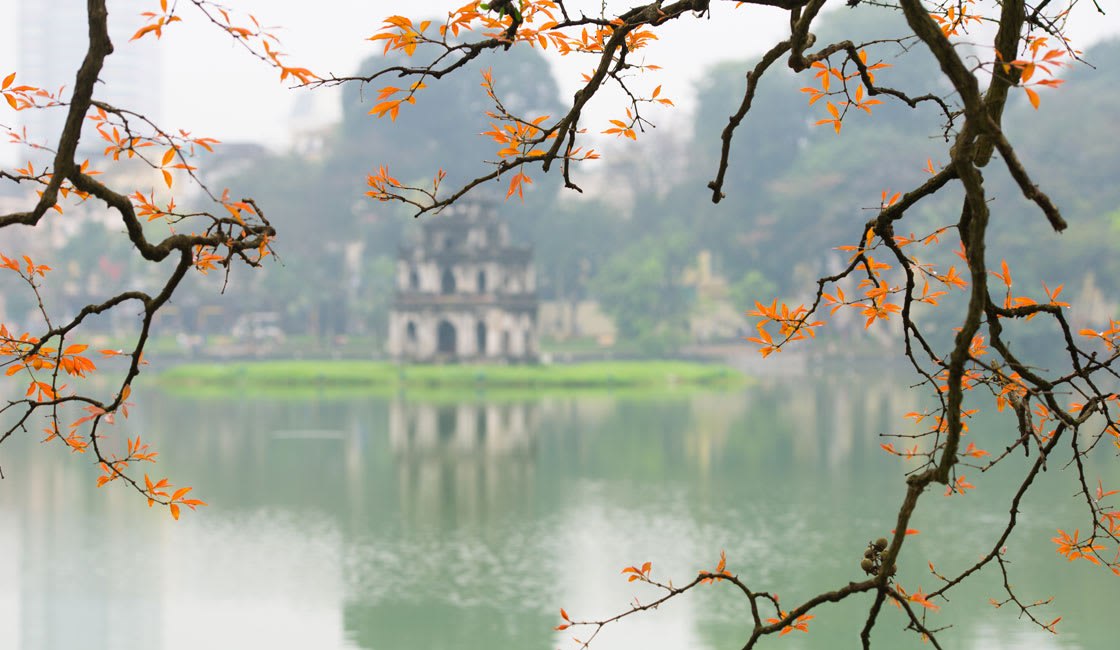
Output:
top-left (0, 372), bottom-right (1115, 649)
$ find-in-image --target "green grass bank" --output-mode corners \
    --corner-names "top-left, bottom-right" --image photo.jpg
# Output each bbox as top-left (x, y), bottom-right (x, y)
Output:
top-left (157, 359), bottom-right (747, 391)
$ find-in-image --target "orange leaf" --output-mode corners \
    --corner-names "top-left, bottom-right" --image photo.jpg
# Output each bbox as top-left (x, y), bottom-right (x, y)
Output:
top-left (130, 24), bottom-right (161, 41)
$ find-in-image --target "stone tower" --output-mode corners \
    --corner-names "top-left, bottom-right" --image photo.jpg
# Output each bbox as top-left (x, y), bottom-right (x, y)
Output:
top-left (387, 198), bottom-right (538, 362)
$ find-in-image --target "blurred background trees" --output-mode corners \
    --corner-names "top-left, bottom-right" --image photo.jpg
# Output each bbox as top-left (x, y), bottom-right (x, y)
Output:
top-left (20, 8), bottom-right (1117, 358)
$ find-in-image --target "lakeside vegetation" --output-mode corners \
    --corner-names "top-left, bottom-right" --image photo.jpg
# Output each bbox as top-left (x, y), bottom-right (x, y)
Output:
top-left (156, 359), bottom-right (748, 393)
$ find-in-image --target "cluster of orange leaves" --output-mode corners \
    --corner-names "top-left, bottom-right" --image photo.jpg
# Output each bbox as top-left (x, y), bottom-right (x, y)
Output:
top-left (881, 405), bottom-right (989, 466)
top-left (894, 584), bottom-right (939, 613)
top-left (88, 106), bottom-right (218, 189)
top-left (1078, 319), bottom-right (1120, 351)
top-left (192, 243), bottom-right (224, 274)
top-left (622, 560), bottom-right (653, 583)
top-left (930, 0), bottom-right (983, 38)
top-left (1, 71), bottom-right (46, 111)
top-left (7, 159), bottom-right (98, 216)
top-left (0, 252), bottom-right (50, 281)
top-left (927, 1), bottom-right (1071, 110)
top-left (1050, 529), bottom-right (1109, 568)
top-left (368, 1), bottom-right (652, 57)
top-left (764, 610), bottom-right (815, 637)
top-left (553, 607), bottom-right (574, 632)
top-left (1, 71), bottom-right (66, 120)
top-left (130, 0), bottom-right (183, 41)
top-left (746, 178), bottom-right (1076, 363)
top-left (800, 50), bottom-right (890, 133)
top-left (131, 190), bottom-right (178, 222)
top-left (1051, 478), bottom-right (1120, 576)
top-left (369, 80), bottom-right (427, 122)
top-left (2, 252), bottom-right (203, 522)
top-left (945, 474), bottom-right (976, 497)
top-left (144, 474), bottom-right (207, 519)
top-left (699, 549), bottom-right (732, 584)
top-left (827, 226), bottom-right (953, 331)
top-left (132, 0), bottom-right (314, 84)
top-left (95, 433), bottom-right (156, 487)
top-left (365, 2), bottom-right (672, 203)
top-left (996, 36), bottom-right (1072, 109)
top-left (602, 107), bottom-right (640, 140)
top-left (988, 258), bottom-right (1070, 316)
top-left (902, 406), bottom-right (978, 435)
top-left (366, 3), bottom-right (624, 85)
top-left (745, 299), bottom-right (824, 358)
top-left (365, 165), bottom-right (406, 202)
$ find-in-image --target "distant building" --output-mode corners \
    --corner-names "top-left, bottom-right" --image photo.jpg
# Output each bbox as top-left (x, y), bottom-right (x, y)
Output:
top-left (16, 0), bottom-right (162, 159)
top-left (387, 198), bottom-right (538, 362)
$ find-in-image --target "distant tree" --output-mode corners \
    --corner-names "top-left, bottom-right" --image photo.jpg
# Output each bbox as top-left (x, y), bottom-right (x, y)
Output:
top-left (348, 1), bottom-right (1120, 647)
top-left (590, 231), bottom-right (692, 352)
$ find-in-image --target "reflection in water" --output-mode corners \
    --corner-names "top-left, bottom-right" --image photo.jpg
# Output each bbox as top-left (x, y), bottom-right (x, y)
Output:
top-left (0, 376), bottom-right (1113, 649)
top-left (388, 401), bottom-right (539, 529)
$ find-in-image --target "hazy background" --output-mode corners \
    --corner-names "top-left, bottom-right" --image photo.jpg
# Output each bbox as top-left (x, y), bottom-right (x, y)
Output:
top-left (2, 1), bottom-right (1119, 362)
top-left (1, 0), bottom-right (1116, 158)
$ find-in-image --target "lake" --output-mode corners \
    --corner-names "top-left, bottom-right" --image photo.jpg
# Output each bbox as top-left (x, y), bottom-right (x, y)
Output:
top-left (0, 372), bottom-right (1114, 649)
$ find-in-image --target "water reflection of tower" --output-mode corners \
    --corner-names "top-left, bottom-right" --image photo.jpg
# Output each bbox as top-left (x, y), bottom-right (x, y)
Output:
top-left (756, 373), bottom-right (923, 468)
top-left (388, 400), bottom-right (540, 526)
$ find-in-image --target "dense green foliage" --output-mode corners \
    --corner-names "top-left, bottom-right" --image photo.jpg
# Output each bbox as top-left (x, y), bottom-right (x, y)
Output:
top-left (158, 359), bottom-right (746, 390)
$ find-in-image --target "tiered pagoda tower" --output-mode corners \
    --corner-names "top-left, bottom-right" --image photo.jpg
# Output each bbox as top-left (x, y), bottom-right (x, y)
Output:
top-left (387, 198), bottom-right (538, 362)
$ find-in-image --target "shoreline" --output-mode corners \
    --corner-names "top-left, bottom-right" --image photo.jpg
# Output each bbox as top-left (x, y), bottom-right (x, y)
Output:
top-left (156, 359), bottom-right (749, 391)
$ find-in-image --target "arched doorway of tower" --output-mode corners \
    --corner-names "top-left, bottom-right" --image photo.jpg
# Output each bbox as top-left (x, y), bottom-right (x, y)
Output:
top-left (475, 321), bottom-right (487, 357)
top-left (437, 320), bottom-right (456, 355)
top-left (441, 268), bottom-right (456, 294)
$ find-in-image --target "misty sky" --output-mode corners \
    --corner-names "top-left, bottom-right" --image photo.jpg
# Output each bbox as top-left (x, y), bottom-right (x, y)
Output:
top-left (0, 0), bottom-right (1117, 163)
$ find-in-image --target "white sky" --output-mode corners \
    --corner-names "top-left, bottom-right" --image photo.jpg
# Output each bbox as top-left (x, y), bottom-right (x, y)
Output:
top-left (0, 0), bottom-right (1118, 162)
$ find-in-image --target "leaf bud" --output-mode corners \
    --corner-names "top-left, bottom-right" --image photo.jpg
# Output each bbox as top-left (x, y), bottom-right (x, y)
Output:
top-left (860, 558), bottom-right (875, 573)
top-left (874, 537), bottom-right (889, 551)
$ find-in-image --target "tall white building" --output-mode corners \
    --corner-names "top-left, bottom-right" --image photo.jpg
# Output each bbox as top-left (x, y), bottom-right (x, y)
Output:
top-left (16, 0), bottom-right (162, 159)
